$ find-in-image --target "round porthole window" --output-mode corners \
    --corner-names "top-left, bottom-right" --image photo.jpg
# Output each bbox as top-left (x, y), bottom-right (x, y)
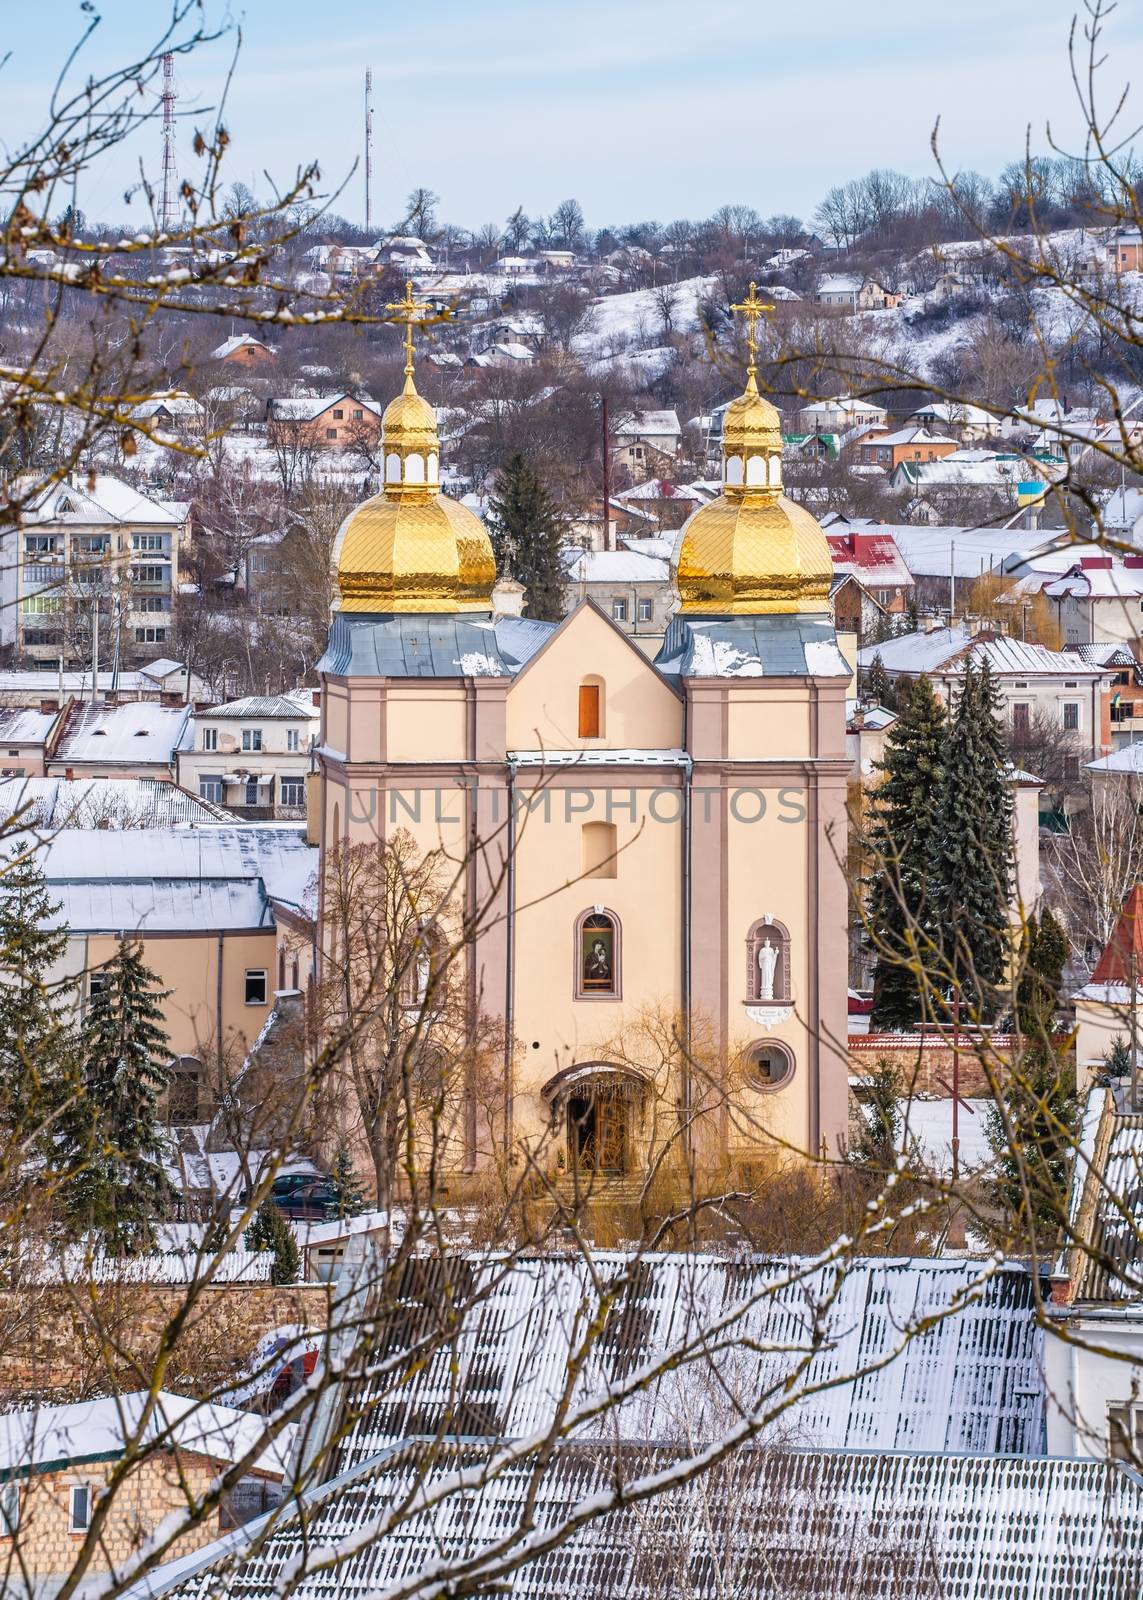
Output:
top-left (747, 1042), bottom-right (794, 1091)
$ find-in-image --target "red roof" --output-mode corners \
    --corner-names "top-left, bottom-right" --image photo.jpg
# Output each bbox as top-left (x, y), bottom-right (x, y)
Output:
top-left (826, 530), bottom-right (913, 588)
top-left (1092, 884), bottom-right (1143, 982)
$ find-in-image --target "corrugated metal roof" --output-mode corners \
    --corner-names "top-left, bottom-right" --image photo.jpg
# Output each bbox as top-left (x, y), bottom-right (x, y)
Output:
top-left (48, 877), bottom-right (271, 932)
top-left (0, 777), bottom-right (226, 828)
top-left (195, 695), bottom-right (319, 720)
top-left (317, 612), bottom-right (555, 679)
top-left (656, 615), bottom-right (850, 678)
top-left (325, 1254), bottom-right (1043, 1479)
top-left (1077, 1111), bottom-right (1143, 1301)
top-left (152, 1440), bottom-right (1143, 1600)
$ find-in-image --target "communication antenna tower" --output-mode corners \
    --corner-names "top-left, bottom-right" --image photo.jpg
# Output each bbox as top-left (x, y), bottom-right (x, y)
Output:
top-left (365, 68), bottom-right (374, 234)
top-left (159, 53), bottom-right (178, 233)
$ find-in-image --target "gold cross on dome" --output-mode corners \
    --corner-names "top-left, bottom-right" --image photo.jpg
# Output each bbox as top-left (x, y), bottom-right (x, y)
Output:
top-left (730, 281), bottom-right (774, 376)
top-left (385, 279), bottom-right (434, 377)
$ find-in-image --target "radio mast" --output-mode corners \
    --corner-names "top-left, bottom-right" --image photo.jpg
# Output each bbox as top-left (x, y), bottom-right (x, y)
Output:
top-left (159, 53), bottom-right (178, 233)
top-left (364, 68), bottom-right (374, 234)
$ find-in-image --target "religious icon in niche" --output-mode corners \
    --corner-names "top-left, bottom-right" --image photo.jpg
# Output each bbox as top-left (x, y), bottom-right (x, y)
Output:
top-left (581, 913), bottom-right (615, 992)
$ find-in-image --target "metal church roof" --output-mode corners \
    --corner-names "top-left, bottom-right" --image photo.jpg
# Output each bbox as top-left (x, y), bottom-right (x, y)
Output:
top-left (317, 612), bottom-right (555, 679)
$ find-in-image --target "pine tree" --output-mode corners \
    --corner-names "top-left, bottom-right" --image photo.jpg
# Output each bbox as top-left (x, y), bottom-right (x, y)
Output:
top-left (1015, 907), bottom-right (1069, 1039)
top-left (486, 452), bottom-right (566, 620)
top-left (927, 659), bottom-right (1014, 1016)
top-left (1104, 1036), bottom-right (1132, 1080)
top-left (867, 675), bottom-right (947, 1029)
top-left (865, 652), bottom-right (890, 706)
top-left (245, 1199), bottom-right (300, 1285)
top-left (64, 939), bottom-right (175, 1253)
top-left (0, 847), bottom-right (77, 1149)
top-left (330, 1143), bottom-right (366, 1218)
top-left (849, 1059), bottom-right (902, 1167)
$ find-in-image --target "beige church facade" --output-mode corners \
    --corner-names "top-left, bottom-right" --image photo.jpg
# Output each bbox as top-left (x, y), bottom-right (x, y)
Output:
top-left (314, 287), bottom-right (851, 1188)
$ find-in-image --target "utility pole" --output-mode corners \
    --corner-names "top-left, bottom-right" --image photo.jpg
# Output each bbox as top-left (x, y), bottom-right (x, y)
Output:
top-left (948, 988), bottom-right (965, 1249)
top-left (600, 395), bottom-right (611, 552)
top-left (159, 54), bottom-right (178, 234)
top-left (1132, 947), bottom-right (1139, 1111)
top-left (364, 69), bottom-right (374, 235)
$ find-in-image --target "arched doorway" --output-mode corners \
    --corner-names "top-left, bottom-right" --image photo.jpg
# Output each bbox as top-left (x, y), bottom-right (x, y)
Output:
top-left (542, 1063), bottom-right (648, 1177)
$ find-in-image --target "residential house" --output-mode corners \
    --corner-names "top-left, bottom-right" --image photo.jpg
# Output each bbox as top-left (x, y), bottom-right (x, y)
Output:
top-left (612, 409), bottom-right (682, 481)
top-left (884, 523), bottom-right (1074, 612)
top-left (6, 473), bottom-right (186, 664)
top-left (209, 335), bottom-right (276, 368)
top-left (1041, 556), bottom-right (1143, 650)
top-left (859, 427), bottom-right (959, 470)
top-left (889, 449), bottom-right (1066, 518)
top-left (0, 1391), bottom-right (293, 1591)
top-left (562, 550), bottom-right (673, 651)
top-left (48, 700), bottom-right (193, 780)
top-left (830, 574), bottom-right (889, 644)
top-left (796, 397), bottom-right (888, 433)
top-left (1073, 643), bottom-right (1143, 748)
top-left (0, 702), bottom-right (68, 777)
top-left (856, 627), bottom-right (1113, 770)
top-left (0, 660), bottom-right (206, 707)
top-left (33, 824), bottom-right (318, 1080)
top-left (265, 393), bottom-right (382, 451)
top-left (379, 234), bottom-right (433, 270)
top-left (1070, 887), bottom-right (1143, 1090)
top-left (846, 700), bottom-right (897, 778)
top-left (464, 342), bottom-right (535, 369)
top-left (1103, 485), bottom-right (1143, 544)
top-left (131, 391), bottom-right (206, 431)
top-left (826, 527), bottom-right (914, 628)
top-left (611, 477), bottom-right (708, 532)
top-left (1107, 229), bottom-right (1143, 272)
top-left (176, 693), bottom-right (321, 818)
top-left (909, 400), bottom-right (996, 440)
top-left (814, 275), bottom-right (901, 311)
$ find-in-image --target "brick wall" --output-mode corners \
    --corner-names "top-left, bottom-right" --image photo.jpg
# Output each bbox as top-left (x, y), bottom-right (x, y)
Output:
top-left (0, 1283), bottom-right (332, 1401)
top-left (848, 1032), bottom-right (1020, 1097)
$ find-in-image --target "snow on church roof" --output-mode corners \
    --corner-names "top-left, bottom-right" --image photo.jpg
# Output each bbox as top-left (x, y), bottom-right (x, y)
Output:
top-left (322, 1253), bottom-right (1044, 1481)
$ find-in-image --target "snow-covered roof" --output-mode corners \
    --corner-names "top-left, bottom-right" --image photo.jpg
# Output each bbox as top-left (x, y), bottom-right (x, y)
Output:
top-left (53, 701), bottom-right (193, 767)
top-left (817, 273), bottom-right (862, 292)
top-left (1043, 562), bottom-right (1143, 600)
top-left (144, 1438), bottom-right (1143, 1600)
top-left (0, 776), bottom-right (226, 829)
top-left (614, 478), bottom-right (704, 504)
top-left (910, 400), bottom-right (994, 427)
top-left (132, 391), bottom-right (205, 422)
top-left (826, 530), bottom-right (913, 588)
top-left (211, 334), bottom-right (272, 360)
top-left (866, 426), bottom-right (953, 448)
top-left (20, 473), bottom-right (183, 529)
top-left (799, 397), bottom-right (887, 419)
top-left (267, 393), bottom-right (380, 421)
top-left (613, 408), bottom-right (682, 440)
top-left (857, 627), bottom-right (1110, 679)
top-left (196, 694), bottom-right (320, 722)
top-left (0, 1391), bottom-right (293, 1479)
top-left (887, 524), bottom-right (1075, 580)
top-left (1086, 743), bottom-right (1143, 775)
top-left (1103, 485), bottom-right (1143, 531)
top-left (564, 549), bottom-right (668, 584)
top-left (321, 1253), bottom-right (1041, 1478)
top-left (0, 706), bottom-right (58, 745)
top-left (657, 614), bottom-right (850, 679)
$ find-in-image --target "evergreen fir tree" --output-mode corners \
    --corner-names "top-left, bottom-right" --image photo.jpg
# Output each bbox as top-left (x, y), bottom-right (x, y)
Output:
top-left (0, 847), bottom-right (77, 1149)
top-left (866, 675), bottom-right (947, 1029)
top-left (486, 452), bottom-right (566, 620)
top-left (1015, 907), bottom-right (1068, 1038)
top-left (849, 1059), bottom-right (902, 1167)
top-left (330, 1143), bottom-right (366, 1218)
top-left (865, 652), bottom-right (890, 707)
top-left (245, 1199), bottom-right (300, 1285)
top-left (64, 939), bottom-right (175, 1253)
top-left (1104, 1036), bottom-right (1132, 1080)
top-left (927, 659), bottom-right (1013, 1015)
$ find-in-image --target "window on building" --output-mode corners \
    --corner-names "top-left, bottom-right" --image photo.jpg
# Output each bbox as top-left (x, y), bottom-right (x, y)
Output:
top-left (1063, 702), bottom-right (1080, 731)
top-left (582, 821), bottom-right (618, 880)
top-left (135, 627), bottom-right (167, 643)
top-left (1064, 755), bottom-right (1081, 782)
top-left (1012, 703), bottom-right (1030, 736)
top-left (242, 729), bottom-right (263, 752)
top-left (1109, 1404), bottom-right (1143, 1462)
top-left (280, 776), bottom-right (305, 807)
top-left (24, 536), bottom-right (57, 555)
top-left (202, 727), bottom-right (218, 751)
top-left (89, 970), bottom-right (110, 999)
top-left (245, 970), bottom-right (268, 1006)
top-left (352, 408), bottom-right (363, 420)
top-left (576, 909), bottom-right (619, 998)
top-left (578, 681), bottom-right (601, 738)
top-left (199, 775), bottom-right (223, 803)
top-left (332, 409), bottom-right (344, 420)
top-left (168, 1056), bottom-right (202, 1124)
top-left (638, 597), bottom-right (653, 623)
top-left (132, 564), bottom-right (166, 584)
top-left (70, 1485), bottom-right (92, 1533)
top-left (244, 778), bottom-right (260, 806)
top-left (326, 427), bottom-right (338, 439)
top-left (1064, 680), bottom-right (1078, 688)
top-left (286, 728), bottom-right (301, 752)
top-left (133, 534), bottom-right (165, 552)
top-left (138, 596), bottom-right (166, 613)
top-left (0, 1481), bottom-right (18, 1535)
top-left (746, 1042), bottom-right (795, 1090)
top-left (611, 598), bottom-right (628, 622)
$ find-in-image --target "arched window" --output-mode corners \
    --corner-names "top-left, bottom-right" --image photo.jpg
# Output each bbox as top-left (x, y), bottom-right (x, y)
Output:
top-left (385, 451), bottom-right (401, 483)
top-left (745, 1040), bottom-right (795, 1092)
top-left (725, 454), bottom-right (744, 487)
top-left (767, 453), bottom-right (782, 487)
top-left (582, 821), bottom-right (618, 880)
top-left (168, 1056), bottom-right (203, 1124)
top-left (745, 453), bottom-right (766, 486)
top-left (575, 908), bottom-right (620, 999)
top-left (405, 452), bottom-right (426, 484)
top-left (746, 917), bottom-right (791, 1003)
top-left (427, 450), bottom-right (440, 484)
top-left (578, 676), bottom-right (604, 738)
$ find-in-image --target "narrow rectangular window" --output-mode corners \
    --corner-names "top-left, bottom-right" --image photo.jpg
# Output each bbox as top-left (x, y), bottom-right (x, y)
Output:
top-left (1063, 702), bottom-right (1080, 731)
top-left (242, 729), bottom-right (263, 752)
top-left (638, 598), bottom-right (653, 622)
top-left (578, 684), bottom-right (600, 739)
top-left (70, 1484), bottom-right (91, 1533)
top-left (202, 727), bottom-right (218, 751)
top-left (0, 1482), bottom-right (19, 1534)
top-left (245, 970), bottom-right (268, 1005)
top-left (199, 776), bottom-right (223, 803)
top-left (1012, 703), bottom-right (1030, 736)
top-left (611, 599), bottom-right (628, 622)
top-left (286, 729), bottom-right (301, 752)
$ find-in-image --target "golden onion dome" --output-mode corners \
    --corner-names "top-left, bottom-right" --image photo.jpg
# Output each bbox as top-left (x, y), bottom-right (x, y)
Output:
top-left (333, 293), bottom-right (496, 613)
top-left (672, 296), bottom-right (833, 614)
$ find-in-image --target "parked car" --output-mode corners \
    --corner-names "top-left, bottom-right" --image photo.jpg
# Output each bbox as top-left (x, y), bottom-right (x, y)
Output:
top-left (242, 1171), bottom-right (340, 1221)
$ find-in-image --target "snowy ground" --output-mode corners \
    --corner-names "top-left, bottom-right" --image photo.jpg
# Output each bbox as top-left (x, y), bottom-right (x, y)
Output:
top-left (901, 1097), bottom-right (994, 1175)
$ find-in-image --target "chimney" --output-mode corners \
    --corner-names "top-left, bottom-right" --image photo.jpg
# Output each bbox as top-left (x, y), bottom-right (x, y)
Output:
top-left (311, 689), bottom-right (321, 708)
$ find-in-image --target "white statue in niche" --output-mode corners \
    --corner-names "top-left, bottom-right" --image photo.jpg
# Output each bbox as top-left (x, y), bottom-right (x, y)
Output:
top-left (757, 936), bottom-right (779, 1001)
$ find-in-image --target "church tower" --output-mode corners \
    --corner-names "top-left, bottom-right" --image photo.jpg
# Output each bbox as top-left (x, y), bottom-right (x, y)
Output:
top-left (315, 284), bottom-right (851, 1189)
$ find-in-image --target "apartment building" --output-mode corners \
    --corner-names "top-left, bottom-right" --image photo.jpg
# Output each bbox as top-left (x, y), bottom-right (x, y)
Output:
top-left (5, 473), bottom-right (186, 665)
top-left (177, 693), bottom-right (321, 819)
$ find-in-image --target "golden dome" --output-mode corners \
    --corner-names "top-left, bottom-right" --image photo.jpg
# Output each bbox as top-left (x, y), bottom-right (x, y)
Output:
top-left (333, 282), bottom-right (496, 613)
top-left (673, 287), bottom-right (832, 615)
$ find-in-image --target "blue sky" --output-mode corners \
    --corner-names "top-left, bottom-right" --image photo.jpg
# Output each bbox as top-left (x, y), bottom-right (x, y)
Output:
top-left (4, 1), bottom-right (1142, 231)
